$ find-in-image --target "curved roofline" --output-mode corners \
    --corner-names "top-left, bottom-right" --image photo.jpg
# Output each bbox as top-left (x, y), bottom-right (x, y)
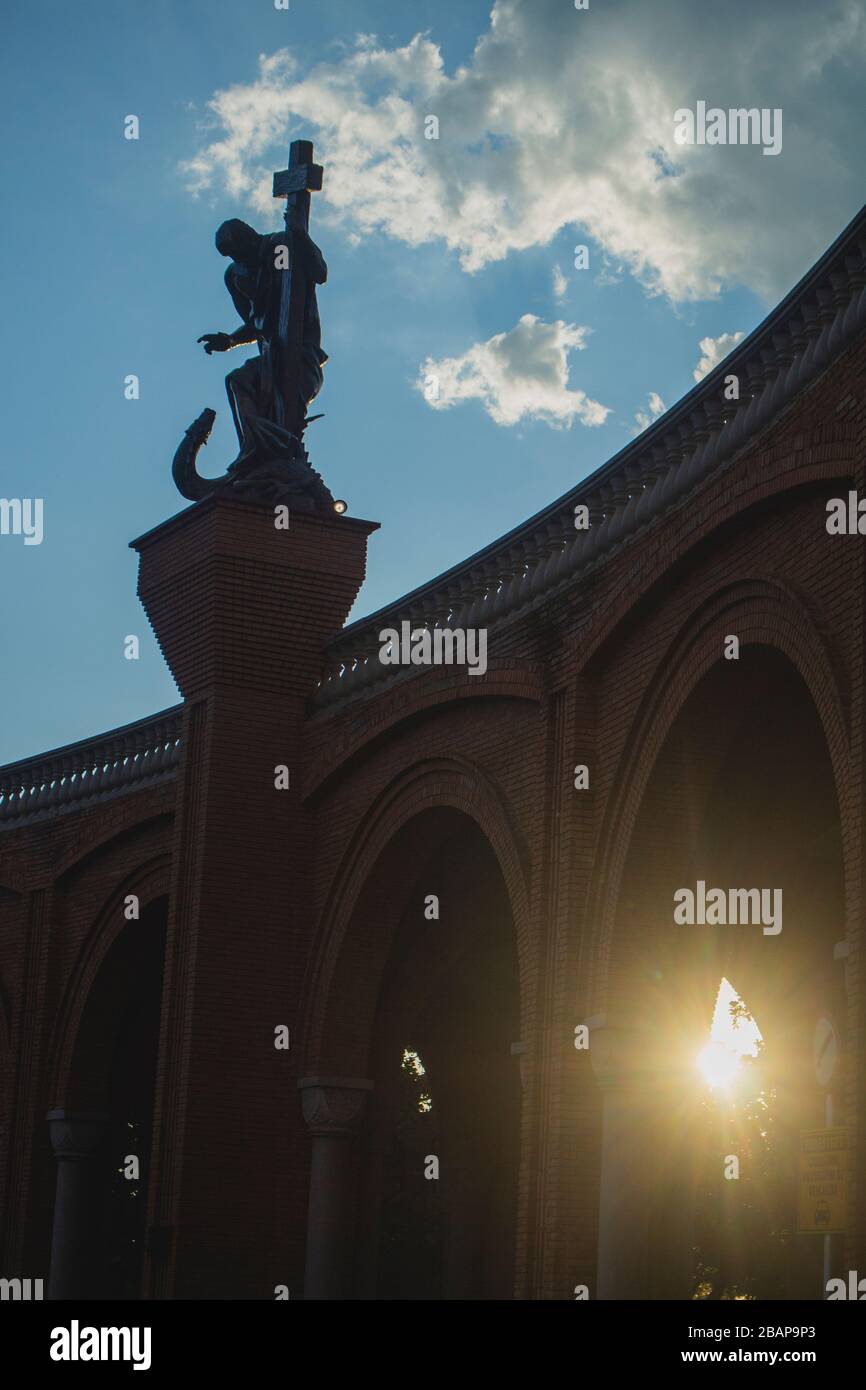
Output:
top-left (4, 199), bottom-right (865, 767)
top-left (0, 704), bottom-right (183, 780)
top-left (338, 198), bottom-right (866, 638)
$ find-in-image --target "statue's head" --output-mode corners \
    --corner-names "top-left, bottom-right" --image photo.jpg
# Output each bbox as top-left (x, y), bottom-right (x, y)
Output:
top-left (215, 219), bottom-right (260, 261)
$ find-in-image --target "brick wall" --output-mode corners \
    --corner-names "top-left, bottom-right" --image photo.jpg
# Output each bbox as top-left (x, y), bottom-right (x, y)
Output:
top-left (0, 325), bottom-right (863, 1298)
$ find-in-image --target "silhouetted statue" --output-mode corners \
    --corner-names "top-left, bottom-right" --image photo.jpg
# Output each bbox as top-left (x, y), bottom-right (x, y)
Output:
top-left (172, 140), bottom-right (335, 510)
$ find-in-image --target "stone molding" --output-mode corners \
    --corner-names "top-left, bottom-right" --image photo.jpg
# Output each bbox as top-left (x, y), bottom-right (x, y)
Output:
top-left (46, 1110), bottom-right (108, 1162)
top-left (298, 1078), bottom-right (373, 1136)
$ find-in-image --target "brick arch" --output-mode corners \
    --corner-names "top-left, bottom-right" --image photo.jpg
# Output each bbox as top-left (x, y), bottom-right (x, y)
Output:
top-left (0, 970), bottom-right (11, 1109)
top-left (0, 869), bottom-right (27, 896)
top-left (0, 884), bottom-right (20, 1063)
top-left (587, 577), bottom-right (850, 1014)
top-left (0, 973), bottom-right (10, 1249)
top-left (53, 810), bottom-right (173, 887)
top-left (49, 854), bottom-right (171, 1103)
top-left (0, 886), bottom-right (21, 1237)
top-left (574, 465), bottom-right (853, 676)
top-left (304, 758), bottom-right (532, 1074)
top-left (304, 664), bottom-right (543, 801)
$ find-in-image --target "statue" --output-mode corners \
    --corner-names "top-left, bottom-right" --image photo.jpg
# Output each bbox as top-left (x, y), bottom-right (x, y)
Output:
top-left (172, 139), bottom-right (337, 511)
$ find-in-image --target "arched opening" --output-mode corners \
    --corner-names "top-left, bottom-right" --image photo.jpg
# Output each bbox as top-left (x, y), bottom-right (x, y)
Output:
top-left (0, 885), bottom-right (20, 1263)
top-left (0, 975), bottom-right (11, 1259)
top-left (53, 895), bottom-right (167, 1299)
top-left (320, 806), bottom-right (522, 1300)
top-left (606, 646), bottom-right (845, 1300)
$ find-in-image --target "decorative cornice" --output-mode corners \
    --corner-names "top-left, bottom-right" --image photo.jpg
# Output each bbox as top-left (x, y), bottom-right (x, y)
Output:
top-left (314, 202), bottom-right (866, 713)
top-left (0, 707), bottom-right (182, 829)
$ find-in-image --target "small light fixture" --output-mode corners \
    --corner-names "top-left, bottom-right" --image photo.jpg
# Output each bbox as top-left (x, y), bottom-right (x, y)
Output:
top-left (333, 499), bottom-right (348, 515)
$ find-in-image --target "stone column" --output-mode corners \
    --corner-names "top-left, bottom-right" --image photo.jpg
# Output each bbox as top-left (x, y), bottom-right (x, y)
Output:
top-left (588, 1019), bottom-right (654, 1300)
top-left (46, 1110), bottom-right (108, 1299)
top-left (131, 500), bottom-right (378, 1298)
top-left (299, 1077), bottom-right (372, 1300)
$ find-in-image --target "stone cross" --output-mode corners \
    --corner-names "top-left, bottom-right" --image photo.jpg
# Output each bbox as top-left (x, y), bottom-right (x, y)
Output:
top-left (273, 138), bottom-right (323, 233)
top-left (271, 139), bottom-right (325, 439)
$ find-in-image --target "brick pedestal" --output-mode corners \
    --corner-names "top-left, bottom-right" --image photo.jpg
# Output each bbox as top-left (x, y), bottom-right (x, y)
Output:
top-left (298, 1077), bottom-right (373, 1299)
top-left (46, 1110), bottom-right (108, 1300)
top-left (130, 498), bottom-right (378, 1298)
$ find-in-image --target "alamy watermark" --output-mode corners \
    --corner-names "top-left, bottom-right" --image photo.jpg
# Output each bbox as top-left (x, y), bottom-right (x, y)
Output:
top-left (674, 880), bottom-right (783, 935)
top-left (379, 621), bottom-right (487, 677)
top-left (826, 492), bottom-right (866, 534)
top-left (0, 497), bottom-right (43, 545)
top-left (827, 1271), bottom-right (866, 1300)
top-left (674, 102), bottom-right (782, 157)
top-left (1, 1276), bottom-right (43, 1299)
top-left (50, 1321), bottom-right (151, 1371)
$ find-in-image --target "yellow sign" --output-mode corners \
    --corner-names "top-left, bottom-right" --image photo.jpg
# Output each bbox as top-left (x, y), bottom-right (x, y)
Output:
top-left (798, 1127), bottom-right (848, 1234)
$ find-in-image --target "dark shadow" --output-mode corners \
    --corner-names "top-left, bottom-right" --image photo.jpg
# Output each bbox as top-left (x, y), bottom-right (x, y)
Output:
top-left (357, 816), bottom-right (521, 1299)
top-left (65, 896), bottom-right (167, 1298)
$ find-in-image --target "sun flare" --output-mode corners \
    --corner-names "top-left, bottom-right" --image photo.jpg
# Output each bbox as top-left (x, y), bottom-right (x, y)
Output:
top-left (696, 978), bottom-right (762, 1091)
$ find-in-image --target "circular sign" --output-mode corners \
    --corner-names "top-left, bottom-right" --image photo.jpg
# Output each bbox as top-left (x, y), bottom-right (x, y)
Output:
top-left (813, 1015), bottom-right (838, 1089)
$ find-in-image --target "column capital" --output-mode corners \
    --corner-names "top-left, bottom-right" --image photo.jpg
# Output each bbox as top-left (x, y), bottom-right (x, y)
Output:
top-left (46, 1110), bottom-right (108, 1161)
top-left (298, 1077), bottom-right (373, 1136)
top-left (131, 500), bottom-right (379, 701)
top-left (584, 1016), bottom-right (656, 1090)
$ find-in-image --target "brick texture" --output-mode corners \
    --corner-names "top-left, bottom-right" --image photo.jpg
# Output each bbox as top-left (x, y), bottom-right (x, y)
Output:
top-left (0, 326), bottom-right (864, 1299)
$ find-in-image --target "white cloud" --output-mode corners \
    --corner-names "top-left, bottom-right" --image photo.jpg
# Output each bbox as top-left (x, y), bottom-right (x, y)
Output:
top-left (552, 264), bottom-right (568, 300)
top-left (416, 314), bottom-right (610, 428)
top-left (693, 331), bottom-right (746, 381)
top-left (182, 0), bottom-right (866, 303)
top-left (633, 391), bottom-right (666, 434)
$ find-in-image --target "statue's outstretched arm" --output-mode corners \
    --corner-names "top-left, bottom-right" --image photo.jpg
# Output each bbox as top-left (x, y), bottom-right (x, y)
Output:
top-left (227, 322), bottom-right (261, 347)
top-left (198, 323), bottom-right (261, 354)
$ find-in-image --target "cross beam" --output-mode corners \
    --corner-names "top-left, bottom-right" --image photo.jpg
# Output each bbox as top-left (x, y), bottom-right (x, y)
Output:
top-left (273, 139), bottom-right (323, 231)
top-left (269, 139), bottom-right (325, 441)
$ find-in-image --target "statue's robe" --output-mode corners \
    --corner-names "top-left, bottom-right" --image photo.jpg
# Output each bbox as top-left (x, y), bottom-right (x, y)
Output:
top-left (224, 228), bottom-right (328, 442)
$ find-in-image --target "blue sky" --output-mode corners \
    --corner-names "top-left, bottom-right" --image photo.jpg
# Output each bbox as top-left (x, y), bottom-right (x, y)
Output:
top-left (2, 0), bottom-right (864, 761)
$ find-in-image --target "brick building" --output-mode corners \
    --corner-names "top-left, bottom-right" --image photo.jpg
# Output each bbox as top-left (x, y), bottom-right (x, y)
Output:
top-left (1, 201), bottom-right (865, 1300)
